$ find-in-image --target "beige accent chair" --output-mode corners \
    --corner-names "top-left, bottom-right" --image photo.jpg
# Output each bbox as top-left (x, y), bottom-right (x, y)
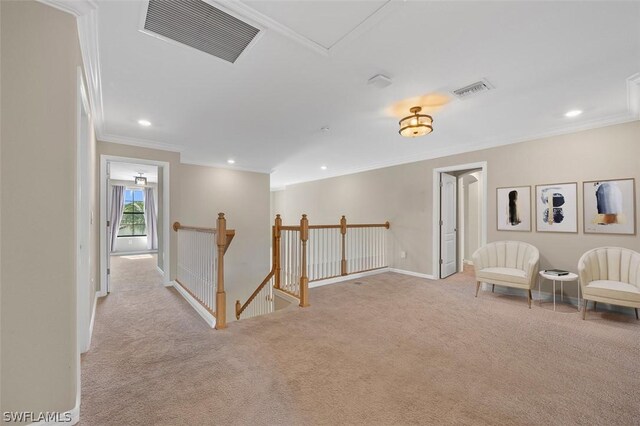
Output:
top-left (578, 247), bottom-right (640, 320)
top-left (472, 241), bottom-right (540, 308)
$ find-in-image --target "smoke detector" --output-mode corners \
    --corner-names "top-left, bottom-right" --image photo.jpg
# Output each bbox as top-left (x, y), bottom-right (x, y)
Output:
top-left (452, 79), bottom-right (494, 99)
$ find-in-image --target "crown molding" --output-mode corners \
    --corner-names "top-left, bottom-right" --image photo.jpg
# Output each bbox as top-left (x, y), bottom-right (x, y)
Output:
top-left (274, 110), bottom-right (639, 189)
top-left (100, 132), bottom-right (186, 154)
top-left (38, 0), bottom-right (106, 136)
top-left (180, 158), bottom-right (272, 175)
top-left (627, 72), bottom-right (640, 119)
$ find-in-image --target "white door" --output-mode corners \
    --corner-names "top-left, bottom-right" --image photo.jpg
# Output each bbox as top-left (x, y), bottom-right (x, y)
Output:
top-left (440, 172), bottom-right (457, 278)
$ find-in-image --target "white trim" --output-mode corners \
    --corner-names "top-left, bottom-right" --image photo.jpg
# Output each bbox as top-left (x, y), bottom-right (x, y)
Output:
top-left (27, 404), bottom-right (80, 426)
top-left (463, 259), bottom-right (474, 266)
top-left (100, 155), bottom-right (172, 297)
top-left (272, 111), bottom-right (638, 189)
top-left (432, 162), bottom-right (488, 280)
top-left (627, 72), bottom-right (640, 119)
top-left (273, 288), bottom-right (299, 304)
top-left (156, 266), bottom-right (164, 275)
top-left (171, 281), bottom-right (216, 328)
top-left (110, 250), bottom-right (158, 256)
top-left (100, 132), bottom-right (185, 153)
top-left (180, 157), bottom-right (272, 174)
top-left (308, 268), bottom-right (390, 288)
top-left (84, 292), bottom-right (99, 354)
top-left (389, 268), bottom-right (437, 281)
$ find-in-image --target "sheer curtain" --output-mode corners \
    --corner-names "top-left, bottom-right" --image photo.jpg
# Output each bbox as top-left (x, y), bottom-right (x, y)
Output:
top-left (144, 187), bottom-right (158, 250)
top-left (109, 185), bottom-right (125, 253)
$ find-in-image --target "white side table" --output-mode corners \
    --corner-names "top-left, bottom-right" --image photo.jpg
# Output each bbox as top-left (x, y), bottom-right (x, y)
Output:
top-left (538, 271), bottom-right (580, 312)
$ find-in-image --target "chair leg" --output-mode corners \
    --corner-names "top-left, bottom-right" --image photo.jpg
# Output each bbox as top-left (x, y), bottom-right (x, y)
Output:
top-left (528, 290), bottom-right (532, 309)
top-left (492, 284), bottom-right (495, 293)
top-left (475, 281), bottom-right (481, 297)
top-left (635, 308), bottom-right (639, 320)
top-left (583, 301), bottom-right (587, 320)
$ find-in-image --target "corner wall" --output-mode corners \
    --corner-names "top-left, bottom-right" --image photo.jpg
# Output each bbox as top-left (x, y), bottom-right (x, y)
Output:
top-left (273, 120), bottom-right (640, 292)
top-left (1, 0), bottom-right (84, 416)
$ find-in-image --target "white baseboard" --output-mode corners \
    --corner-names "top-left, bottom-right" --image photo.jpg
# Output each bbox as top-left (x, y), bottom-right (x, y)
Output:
top-left (170, 281), bottom-right (216, 328)
top-left (110, 250), bottom-right (158, 256)
top-left (274, 288), bottom-right (299, 304)
top-left (463, 259), bottom-right (474, 265)
top-left (81, 292), bottom-right (99, 354)
top-left (28, 403), bottom-right (79, 426)
top-left (309, 268), bottom-right (390, 288)
top-left (389, 268), bottom-right (437, 280)
top-left (156, 265), bottom-right (164, 275)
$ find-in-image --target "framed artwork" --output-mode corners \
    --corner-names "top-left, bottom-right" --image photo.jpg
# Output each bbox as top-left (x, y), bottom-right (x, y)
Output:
top-left (496, 186), bottom-right (531, 231)
top-left (535, 182), bottom-right (578, 233)
top-left (583, 178), bottom-right (636, 235)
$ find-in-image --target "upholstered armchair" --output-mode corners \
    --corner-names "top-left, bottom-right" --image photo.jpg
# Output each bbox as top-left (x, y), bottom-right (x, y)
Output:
top-left (578, 247), bottom-right (640, 320)
top-left (472, 241), bottom-right (540, 308)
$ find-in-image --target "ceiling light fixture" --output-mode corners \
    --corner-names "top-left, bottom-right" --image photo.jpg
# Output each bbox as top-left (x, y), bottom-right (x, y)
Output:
top-left (399, 106), bottom-right (433, 138)
top-left (134, 172), bottom-right (147, 185)
top-left (138, 119), bottom-right (152, 127)
top-left (320, 165), bottom-right (327, 170)
top-left (564, 110), bottom-right (583, 118)
top-left (227, 159), bottom-right (235, 164)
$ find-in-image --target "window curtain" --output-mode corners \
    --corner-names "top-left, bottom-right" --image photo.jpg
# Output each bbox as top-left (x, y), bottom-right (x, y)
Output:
top-left (144, 187), bottom-right (158, 250)
top-left (109, 185), bottom-right (125, 253)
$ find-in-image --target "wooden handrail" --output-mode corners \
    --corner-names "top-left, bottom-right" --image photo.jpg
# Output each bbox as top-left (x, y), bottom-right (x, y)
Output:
top-left (173, 214), bottom-right (233, 330)
top-left (235, 268), bottom-right (275, 320)
top-left (237, 214), bottom-right (390, 322)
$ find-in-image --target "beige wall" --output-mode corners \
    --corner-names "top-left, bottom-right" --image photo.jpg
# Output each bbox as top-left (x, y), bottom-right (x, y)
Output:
top-left (97, 142), bottom-right (271, 321)
top-left (1, 0), bottom-right (84, 416)
top-left (273, 120), bottom-right (640, 296)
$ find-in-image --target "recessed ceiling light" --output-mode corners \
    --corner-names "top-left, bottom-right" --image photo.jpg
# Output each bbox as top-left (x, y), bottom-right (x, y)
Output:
top-left (227, 159), bottom-right (235, 164)
top-left (564, 110), bottom-right (582, 118)
top-left (138, 119), bottom-right (152, 126)
top-left (320, 165), bottom-right (327, 170)
top-left (321, 126), bottom-right (330, 132)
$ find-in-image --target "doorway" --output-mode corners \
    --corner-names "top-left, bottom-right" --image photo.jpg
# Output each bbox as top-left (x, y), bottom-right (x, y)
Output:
top-left (432, 162), bottom-right (487, 279)
top-left (100, 156), bottom-right (171, 295)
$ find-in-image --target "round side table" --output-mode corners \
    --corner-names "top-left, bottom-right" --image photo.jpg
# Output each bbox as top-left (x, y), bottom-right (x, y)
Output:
top-left (538, 271), bottom-right (580, 312)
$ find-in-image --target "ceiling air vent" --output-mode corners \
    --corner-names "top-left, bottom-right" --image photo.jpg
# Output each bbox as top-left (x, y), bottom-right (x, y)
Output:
top-left (144, 0), bottom-right (260, 64)
top-left (452, 79), bottom-right (493, 99)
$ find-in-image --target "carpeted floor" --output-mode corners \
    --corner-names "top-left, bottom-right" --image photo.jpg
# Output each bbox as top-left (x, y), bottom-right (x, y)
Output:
top-left (81, 259), bottom-right (640, 425)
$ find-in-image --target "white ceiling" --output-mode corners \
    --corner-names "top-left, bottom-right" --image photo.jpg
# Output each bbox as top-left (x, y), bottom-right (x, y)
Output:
top-left (109, 162), bottom-right (158, 183)
top-left (95, 0), bottom-right (640, 188)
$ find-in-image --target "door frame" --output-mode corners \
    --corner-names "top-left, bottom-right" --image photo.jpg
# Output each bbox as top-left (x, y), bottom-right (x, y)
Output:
top-left (100, 155), bottom-right (171, 295)
top-left (432, 161), bottom-right (487, 279)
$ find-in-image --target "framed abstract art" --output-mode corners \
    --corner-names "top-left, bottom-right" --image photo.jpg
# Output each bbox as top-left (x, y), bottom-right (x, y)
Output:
top-left (496, 186), bottom-right (531, 231)
top-left (583, 178), bottom-right (636, 235)
top-left (535, 182), bottom-right (578, 233)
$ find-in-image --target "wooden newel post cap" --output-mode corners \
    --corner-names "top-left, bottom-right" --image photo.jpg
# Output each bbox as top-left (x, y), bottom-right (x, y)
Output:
top-left (218, 212), bottom-right (225, 219)
top-left (276, 214), bottom-right (281, 218)
top-left (173, 222), bottom-right (181, 232)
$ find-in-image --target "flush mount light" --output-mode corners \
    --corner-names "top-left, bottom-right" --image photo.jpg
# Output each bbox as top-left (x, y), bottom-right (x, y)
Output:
top-left (138, 119), bottom-right (152, 127)
top-left (227, 159), bottom-right (235, 164)
top-left (134, 173), bottom-right (147, 185)
top-left (320, 165), bottom-right (327, 170)
top-left (399, 106), bottom-right (433, 138)
top-left (564, 110), bottom-right (583, 118)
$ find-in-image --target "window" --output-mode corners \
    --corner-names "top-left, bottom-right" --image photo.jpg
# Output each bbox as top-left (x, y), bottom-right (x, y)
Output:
top-left (119, 189), bottom-right (146, 237)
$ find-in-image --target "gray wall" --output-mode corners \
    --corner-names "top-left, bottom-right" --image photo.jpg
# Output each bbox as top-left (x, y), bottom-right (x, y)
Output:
top-left (1, 0), bottom-right (85, 416)
top-left (272, 120), bottom-right (640, 296)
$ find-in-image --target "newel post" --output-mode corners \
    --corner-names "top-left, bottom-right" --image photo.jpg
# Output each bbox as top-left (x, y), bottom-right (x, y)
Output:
top-left (216, 213), bottom-right (227, 329)
top-left (340, 215), bottom-right (347, 276)
top-left (274, 214), bottom-right (282, 289)
top-left (299, 214), bottom-right (310, 307)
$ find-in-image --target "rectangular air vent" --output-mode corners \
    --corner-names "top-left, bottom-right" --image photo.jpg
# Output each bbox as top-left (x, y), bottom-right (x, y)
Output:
top-left (452, 79), bottom-right (493, 99)
top-left (144, 0), bottom-right (260, 63)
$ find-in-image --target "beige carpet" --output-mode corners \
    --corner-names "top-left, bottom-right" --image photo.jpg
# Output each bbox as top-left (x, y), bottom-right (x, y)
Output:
top-left (81, 261), bottom-right (640, 425)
